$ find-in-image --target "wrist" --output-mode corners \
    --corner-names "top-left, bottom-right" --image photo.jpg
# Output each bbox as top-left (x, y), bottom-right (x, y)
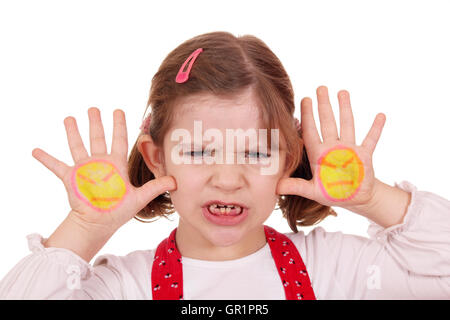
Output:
top-left (67, 209), bottom-right (118, 238)
top-left (348, 179), bottom-right (412, 229)
top-left (345, 178), bottom-right (381, 216)
top-left (44, 210), bottom-right (116, 263)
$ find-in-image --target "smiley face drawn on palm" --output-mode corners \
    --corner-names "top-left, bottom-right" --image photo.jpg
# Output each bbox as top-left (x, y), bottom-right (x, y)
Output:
top-left (71, 160), bottom-right (127, 212)
top-left (317, 146), bottom-right (365, 201)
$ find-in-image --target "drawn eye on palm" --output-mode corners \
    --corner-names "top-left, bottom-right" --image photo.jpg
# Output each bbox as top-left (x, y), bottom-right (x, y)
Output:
top-left (316, 146), bottom-right (365, 202)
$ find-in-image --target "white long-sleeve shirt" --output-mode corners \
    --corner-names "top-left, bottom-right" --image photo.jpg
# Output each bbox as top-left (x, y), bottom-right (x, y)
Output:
top-left (0, 181), bottom-right (449, 299)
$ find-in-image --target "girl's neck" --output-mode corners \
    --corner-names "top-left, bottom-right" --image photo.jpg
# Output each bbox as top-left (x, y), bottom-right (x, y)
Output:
top-left (174, 222), bottom-right (267, 261)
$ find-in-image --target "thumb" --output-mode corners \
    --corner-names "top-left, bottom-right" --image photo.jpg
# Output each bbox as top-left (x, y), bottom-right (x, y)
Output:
top-left (134, 176), bottom-right (177, 211)
top-left (276, 177), bottom-right (315, 200)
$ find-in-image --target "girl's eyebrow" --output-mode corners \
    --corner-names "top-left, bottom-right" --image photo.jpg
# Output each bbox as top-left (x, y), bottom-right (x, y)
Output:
top-left (176, 142), bottom-right (206, 148)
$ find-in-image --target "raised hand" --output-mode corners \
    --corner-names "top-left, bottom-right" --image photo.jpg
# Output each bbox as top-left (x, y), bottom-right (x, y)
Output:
top-left (32, 108), bottom-right (177, 234)
top-left (276, 86), bottom-right (386, 210)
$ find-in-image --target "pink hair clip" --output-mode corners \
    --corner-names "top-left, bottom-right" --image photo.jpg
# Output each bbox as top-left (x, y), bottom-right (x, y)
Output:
top-left (175, 48), bottom-right (203, 83)
top-left (140, 114), bottom-right (151, 133)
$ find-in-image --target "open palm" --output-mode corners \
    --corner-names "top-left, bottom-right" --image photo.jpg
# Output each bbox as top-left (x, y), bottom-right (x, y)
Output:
top-left (277, 86), bottom-right (386, 209)
top-left (32, 108), bottom-right (176, 232)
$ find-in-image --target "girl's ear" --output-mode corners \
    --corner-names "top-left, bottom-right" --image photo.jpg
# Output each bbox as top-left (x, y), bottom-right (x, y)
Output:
top-left (137, 134), bottom-right (166, 178)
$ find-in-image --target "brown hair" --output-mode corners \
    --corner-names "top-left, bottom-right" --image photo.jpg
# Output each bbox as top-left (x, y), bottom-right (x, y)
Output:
top-left (128, 31), bottom-right (336, 232)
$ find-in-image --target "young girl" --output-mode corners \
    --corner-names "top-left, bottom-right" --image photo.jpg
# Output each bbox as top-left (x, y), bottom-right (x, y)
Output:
top-left (0, 31), bottom-right (449, 300)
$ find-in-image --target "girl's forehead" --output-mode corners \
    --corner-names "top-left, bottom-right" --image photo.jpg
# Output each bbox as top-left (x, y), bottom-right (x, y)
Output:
top-left (179, 87), bottom-right (257, 105)
top-left (173, 92), bottom-right (264, 127)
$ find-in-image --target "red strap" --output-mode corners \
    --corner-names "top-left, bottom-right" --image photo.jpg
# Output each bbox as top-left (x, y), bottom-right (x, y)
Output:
top-left (151, 225), bottom-right (316, 300)
top-left (151, 228), bottom-right (184, 300)
top-left (264, 225), bottom-right (316, 300)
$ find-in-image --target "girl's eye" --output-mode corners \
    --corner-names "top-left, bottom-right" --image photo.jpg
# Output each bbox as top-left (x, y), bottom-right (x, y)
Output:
top-left (185, 151), bottom-right (202, 157)
top-left (183, 150), bottom-right (270, 159)
top-left (185, 150), bottom-right (214, 157)
top-left (246, 152), bottom-right (270, 158)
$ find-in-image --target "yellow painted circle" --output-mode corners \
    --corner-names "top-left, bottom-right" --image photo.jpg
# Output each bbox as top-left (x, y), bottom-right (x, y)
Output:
top-left (318, 147), bottom-right (364, 201)
top-left (73, 161), bottom-right (127, 211)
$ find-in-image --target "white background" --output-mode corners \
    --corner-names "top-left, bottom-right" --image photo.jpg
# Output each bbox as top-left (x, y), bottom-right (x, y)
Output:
top-left (0, 0), bottom-right (449, 279)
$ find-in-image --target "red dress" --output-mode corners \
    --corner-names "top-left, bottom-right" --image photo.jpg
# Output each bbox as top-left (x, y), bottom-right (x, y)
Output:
top-left (151, 225), bottom-right (316, 300)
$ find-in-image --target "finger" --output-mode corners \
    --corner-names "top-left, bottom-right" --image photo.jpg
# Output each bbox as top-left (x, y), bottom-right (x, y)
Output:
top-left (361, 113), bottom-right (386, 154)
top-left (300, 97), bottom-right (322, 148)
top-left (64, 116), bottom-right (89, 163)
top-left (134, 176), bottom-right (177, 211)
top-left (111, 109), bottom-right (128, 160)
top-left (316, 86), bottom-right (339, 142)
top-left (32, 148), bottom-right (69, 180)
top-left (88, 107), bottom-right (107, 156)
top-left (337, 90), bottom-right (356, 144)
top-left (276, 177), bottom-right (315, 200)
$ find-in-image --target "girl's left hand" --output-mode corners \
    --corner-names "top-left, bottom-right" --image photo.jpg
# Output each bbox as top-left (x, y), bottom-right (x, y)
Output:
top-left (276, 86), bottom-right (386, 210)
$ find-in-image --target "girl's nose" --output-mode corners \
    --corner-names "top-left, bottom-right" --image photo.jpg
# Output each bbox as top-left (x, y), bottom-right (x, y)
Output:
top-left (210, 164), bottom-right (246, 192)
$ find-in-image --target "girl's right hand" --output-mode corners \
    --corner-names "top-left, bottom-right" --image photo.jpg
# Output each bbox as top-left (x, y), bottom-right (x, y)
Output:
top-left (32, 108), bottom-right (177, 235)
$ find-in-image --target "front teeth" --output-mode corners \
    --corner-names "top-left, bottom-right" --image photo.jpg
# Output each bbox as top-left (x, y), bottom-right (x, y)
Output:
top-left (209, 204), bottom-right (242, 215)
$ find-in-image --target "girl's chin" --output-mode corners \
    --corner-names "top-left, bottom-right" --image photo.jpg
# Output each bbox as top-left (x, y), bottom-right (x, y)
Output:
top-left (204, 227), bottom-right (245, 247)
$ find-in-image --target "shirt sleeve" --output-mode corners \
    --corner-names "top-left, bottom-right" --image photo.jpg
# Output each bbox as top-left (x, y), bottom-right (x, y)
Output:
top-left (0, 234), bottom-right (153, 300)
top-left (305, 180), bottom-right (450, 299)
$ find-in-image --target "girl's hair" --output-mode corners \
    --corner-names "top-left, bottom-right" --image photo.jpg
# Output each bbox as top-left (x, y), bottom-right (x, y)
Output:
top-left (128, 31), bottom-right (337, 233)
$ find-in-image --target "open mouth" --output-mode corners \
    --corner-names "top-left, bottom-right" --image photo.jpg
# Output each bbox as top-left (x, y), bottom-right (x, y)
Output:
top-left (202, 201), bottom-right (248, 226)
top-left (207, 204), bottom-right (243, 216)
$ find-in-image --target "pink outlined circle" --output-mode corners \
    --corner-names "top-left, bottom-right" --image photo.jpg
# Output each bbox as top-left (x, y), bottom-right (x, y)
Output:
top-left (70, 159), bottom-right (128, 212)
top-left (317, 145), bottom-right (364, 202)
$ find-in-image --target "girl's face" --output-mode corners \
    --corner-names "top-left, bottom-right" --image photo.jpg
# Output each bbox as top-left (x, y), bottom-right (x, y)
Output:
top-left (159, 88), bottom-right (288, 259)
